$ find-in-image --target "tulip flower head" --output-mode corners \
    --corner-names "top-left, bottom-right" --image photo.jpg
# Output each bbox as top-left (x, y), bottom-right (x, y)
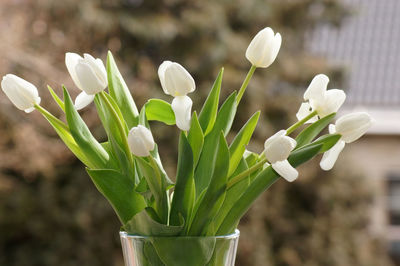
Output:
top-left (320, 112), bottom-right (373, 170)
top-left (246, 27), bottom-right (282, 68)
top-left (158, 61), bottom-right (195, 131)
top-left (158, 61), bottom-right (195, 97)
top-left (296, 74), bottom-right (346, 122)
top-left (128, 125), bottom-right (155, 157)
top-left (65, 53), bottom-right (108, 110)
top-left (264, 130), bottom-right (298, 182)
top-left (1, 74), bottom-right (41, 113)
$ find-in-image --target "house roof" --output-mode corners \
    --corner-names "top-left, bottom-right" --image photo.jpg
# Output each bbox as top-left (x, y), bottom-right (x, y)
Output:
top-left (307, 0), bottom-right (400, 134)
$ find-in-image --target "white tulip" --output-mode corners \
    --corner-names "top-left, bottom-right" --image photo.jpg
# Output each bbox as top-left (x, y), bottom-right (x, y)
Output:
top-left (65, 53), bottom-right (107, 109)
top-left (158, 61), bottom-right (195, 130)
top-left (297, 74), bottom-right (346, 122)
top-left (245, 27), bottom-right (282, 68)
top-left (158, 61), bottom-right (195, 97)
top-left (171, 95), bottom-right (192, 131)
top-left (264, 130), bottom-right (298, 182)
top-left (128, 125), bottom-right (155, 157)
top-left (320, 112), bottom-right (372, 170)
top-left (1, 74), bottom-right (41, 113)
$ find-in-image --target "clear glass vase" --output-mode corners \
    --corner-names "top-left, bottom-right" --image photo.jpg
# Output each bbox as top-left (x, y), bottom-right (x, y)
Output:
top-left (120, 229), bottom-right (240, 266)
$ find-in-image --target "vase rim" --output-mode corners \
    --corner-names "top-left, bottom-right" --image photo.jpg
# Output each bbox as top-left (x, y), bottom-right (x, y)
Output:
top-left (120, 229), bottom-right (240, 240)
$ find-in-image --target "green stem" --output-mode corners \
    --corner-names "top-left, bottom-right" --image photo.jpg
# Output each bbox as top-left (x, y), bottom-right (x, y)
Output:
top-left (236, 65), bottom-right (257, 105)
top-left (99, 91), bottom-right (133, 164)
top-left (34, 104), bottom-right (69, 131)
top-left (227, 158), bottom-right (268, 189)
top-left (286, 110), bottom-right (318, 135)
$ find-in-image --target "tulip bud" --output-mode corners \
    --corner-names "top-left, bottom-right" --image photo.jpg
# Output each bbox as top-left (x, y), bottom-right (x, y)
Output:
top-left (158, 61), bottom-right (195, 97)
top-left (128, 125), bottom-right (155, 157)
top-left (171, 95), bottom-right (192, 131)
top-left (320, 112), bottom-right (372, 170)
top-left (1, 74), bottom-right (41, 113)
top-left (264, 130), bottom-right (298, 182)
top-left (65, 53), bottom-right (107, 109)
top-left (245, 27), bottom-right (282, 68)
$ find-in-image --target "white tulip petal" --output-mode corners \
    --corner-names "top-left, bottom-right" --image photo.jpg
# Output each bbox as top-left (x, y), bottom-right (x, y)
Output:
top-left (95, 58), bottom-right (107, 81)
top-left (128, 125), bottom-right (155, 157)
top-left (1, 74), bottom-right (40, 111)
top-left (163, 62), bottom-right (195, 96)
top-left (264, 130), bottom-right (296, 163)
top-left (75, 91), bottom-right (95, 110)
top-left (304, 74), bottom-right (329, 102)
top-left (83, 53), bottom-right (107, 86)
top-left (335, 112), bottom-right (372, 143)
top-left (319, 89), bottom-right (346, 117)
top-left (65, 53), bottom-right (84, 91)
top-left (75, 61), bottom-right (107, 95)
top-left (269, 33), bottom-right (282, 64)
top-left (320, 140), bottom-right (345, 171)
top-left (264, 130), bottom-right (286, 148)
top-left (158, 61), bottom-right (172, 95)
top-left (272, 160), bottom-right (298, 182)
top-left (328, 124), bottom-right (336, 134)
top-left (171, 95), bottom-right (193, 131)
top-left (296, 102), bottom-right (318, 123)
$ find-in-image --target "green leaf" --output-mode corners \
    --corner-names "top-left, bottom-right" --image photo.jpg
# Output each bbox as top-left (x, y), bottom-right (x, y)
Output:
top-left (124, 208), bottom-right (183, 236)
top-left (136, 157), bottom-right (169, 223)
top-left (217, 143), bottom-right (323, 235)
top-left (170, 133), bottom-right (195, 227)
top-left (145, 99), bottom-right (176, 125)
top-left (189, 133), bottom-right (229, 236)
top-left (244, 151), bottom-right (259, 170)
top-left (63, 87), bottom-right (109, 168)
top-left (107, 51), bottom-right (139, 128)
top-left (212, 158), bottom-right (249, 232)
top-left (35, 105), bottom-right (92, 168)
top-left (187, 112), bottom-right (204, 167)
top-left (198, 68), bottom-right (223, 135)
top-left (47, 85), bottom-right (65, 112)
top-left (194, 91), bottom-right (237, 196)
top-left (228, 111), bottom-right (260, 176)
top-left (295, 113), bottom-right (336, 148)
top-left (94, 95), bottom-right (133, 176)
top-left (306, 133), bottom-right (342, 153)
top-left (152, 235), bottom-right (216, 266)
top-left (86, 168), bottom-right (146, 224)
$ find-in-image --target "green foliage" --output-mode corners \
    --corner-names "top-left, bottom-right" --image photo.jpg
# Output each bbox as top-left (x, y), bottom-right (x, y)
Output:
top-left (106, 51), bottom-right (139, 128)
top-left (194, 91), bottom-right (237, 196)
top-left (145, 99), bottom-right (175, 125)
top-left (228, 111), bottom-right (260, 177)
top-left (189, 133), bottom-right (230, 236)
top-left (198, 68), bottom-right (223, 135)
top-left (295, 113), bottom-right (336, 148)
top-left (86, 168), bottom-right (146, 224)
top-left (187, 112), bottom-right (204, 166)
top-left (63, 87), bottom-right (110, 169)
top-left (170, 133), bottom-right (195, 228)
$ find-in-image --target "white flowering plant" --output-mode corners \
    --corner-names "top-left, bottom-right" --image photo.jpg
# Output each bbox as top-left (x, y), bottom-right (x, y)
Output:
top-left (1, 27), bottom-right (372, 241)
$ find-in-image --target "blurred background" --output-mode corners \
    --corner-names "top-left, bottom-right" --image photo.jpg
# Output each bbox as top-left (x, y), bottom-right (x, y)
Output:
top-left (0, 0), bottom-right (399, 265)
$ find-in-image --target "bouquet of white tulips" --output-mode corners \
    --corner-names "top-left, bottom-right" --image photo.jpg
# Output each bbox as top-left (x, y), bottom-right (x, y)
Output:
top-left (1, 27), bottom-right (372, 264)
